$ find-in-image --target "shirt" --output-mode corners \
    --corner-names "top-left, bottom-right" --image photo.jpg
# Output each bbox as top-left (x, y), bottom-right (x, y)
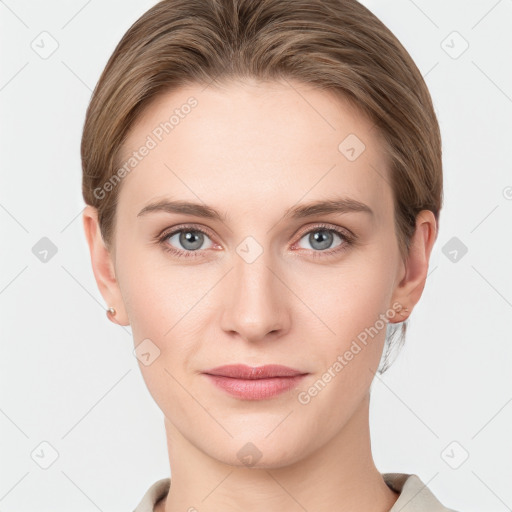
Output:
top-left (132, 473), bottom-right (459, 511)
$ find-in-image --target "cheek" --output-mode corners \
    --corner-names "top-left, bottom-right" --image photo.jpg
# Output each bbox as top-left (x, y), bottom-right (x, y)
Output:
top-left (118, 233), bottom-right (396, 351)
top-left (115, 254), bottom-right (204, 408)
top-left (114, 233), bottom-right (199, 336)
top-left (121, 267), bottom-right (200, 343)
top-left (292, 252), bottom-right (396, 410)
top-left (298, 252), bottom-right (395, 341)
top-left (292, 259), bottom-right (394, 426)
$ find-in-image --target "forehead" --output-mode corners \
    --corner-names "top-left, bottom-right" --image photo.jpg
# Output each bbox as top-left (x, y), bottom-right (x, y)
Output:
top-left (116, 79), bottom-right (393, 221)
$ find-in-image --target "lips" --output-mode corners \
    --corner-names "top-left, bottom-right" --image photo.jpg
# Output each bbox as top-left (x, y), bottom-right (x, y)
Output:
top-left (203, 364), bottom-right (306, 379)
top-left (202, 364), bottom-right (309, 400)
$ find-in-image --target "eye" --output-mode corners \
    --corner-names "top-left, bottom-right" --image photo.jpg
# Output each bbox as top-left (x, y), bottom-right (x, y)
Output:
top-left (294, 224), bottom-right (353, 255)
top-left (157, 223), bottom-right (355, 260)
top-left (159, 225), bottom-right (215, 258)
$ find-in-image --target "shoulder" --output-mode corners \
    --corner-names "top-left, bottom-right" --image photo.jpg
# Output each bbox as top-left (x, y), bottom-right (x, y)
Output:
top-left (132, 474), bottom-right (461, 512)
top-left (132, 478), bottom-right (170, 512)
top-left (383, 473), bottom-right (460, 512)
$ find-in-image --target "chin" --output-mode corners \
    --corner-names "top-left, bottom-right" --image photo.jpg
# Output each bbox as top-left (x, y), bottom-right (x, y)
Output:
top-left (204, 434), bottom-right (309, 470)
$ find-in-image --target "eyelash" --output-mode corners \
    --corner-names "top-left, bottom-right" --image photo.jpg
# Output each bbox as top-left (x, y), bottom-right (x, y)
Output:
top-left (156, 223), bottom-right (355, 260)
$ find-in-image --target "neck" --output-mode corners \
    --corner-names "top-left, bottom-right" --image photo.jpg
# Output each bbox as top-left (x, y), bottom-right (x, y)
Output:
top-left (158, 393), bottom-right (399, 512)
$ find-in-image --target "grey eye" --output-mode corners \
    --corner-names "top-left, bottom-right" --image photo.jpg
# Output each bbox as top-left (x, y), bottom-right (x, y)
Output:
top-left (298, 229), bottom-right (343, 251)
top-left (166, 230), bottom-right (213, 251)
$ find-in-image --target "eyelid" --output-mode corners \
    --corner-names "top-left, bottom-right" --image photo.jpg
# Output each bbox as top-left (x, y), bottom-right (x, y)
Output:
top-left (156, 221), bottom-right (355, 258)
top-left (157, 222), bottom-right (352, 244)
top-left (289, 223), bottom-right (355, 257)
top-left (157, 223), bottom-right (216, 242)
top-left (293, 222), bottom-right (354, 241)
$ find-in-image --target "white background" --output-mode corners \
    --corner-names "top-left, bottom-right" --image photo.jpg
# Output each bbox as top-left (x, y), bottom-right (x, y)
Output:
top-left (0, 1), bottom-right (511, 511)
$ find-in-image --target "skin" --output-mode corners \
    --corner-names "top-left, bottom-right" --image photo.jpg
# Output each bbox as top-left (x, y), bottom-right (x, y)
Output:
top-left (83, 78), bottom-right (437, 512)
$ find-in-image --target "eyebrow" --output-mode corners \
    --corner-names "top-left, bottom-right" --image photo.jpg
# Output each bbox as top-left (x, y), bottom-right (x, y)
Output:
top-left (137, 197), bottom-right (374, 221)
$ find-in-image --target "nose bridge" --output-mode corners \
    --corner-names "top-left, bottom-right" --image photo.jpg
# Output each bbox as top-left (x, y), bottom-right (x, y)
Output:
top-left (220, 237), bottom-right (288, 341)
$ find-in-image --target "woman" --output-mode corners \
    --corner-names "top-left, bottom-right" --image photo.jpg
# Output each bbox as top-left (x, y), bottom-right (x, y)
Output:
top-left (81, 0), bottom-right (458, 510)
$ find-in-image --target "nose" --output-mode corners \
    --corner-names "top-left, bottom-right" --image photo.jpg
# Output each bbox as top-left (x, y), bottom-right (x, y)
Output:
top-left (219, 247), bottom-right (291, 343)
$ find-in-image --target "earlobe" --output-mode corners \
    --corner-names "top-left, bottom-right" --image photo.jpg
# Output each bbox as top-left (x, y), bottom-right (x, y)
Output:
top-left (388, 210), bottom-right (437, 323)
top-left (82, 205), bottom-right (130, 326)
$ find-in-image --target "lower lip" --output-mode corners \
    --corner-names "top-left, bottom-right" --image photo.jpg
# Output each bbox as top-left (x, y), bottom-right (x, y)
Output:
top-left (204, 374), bottom-right (307, 400)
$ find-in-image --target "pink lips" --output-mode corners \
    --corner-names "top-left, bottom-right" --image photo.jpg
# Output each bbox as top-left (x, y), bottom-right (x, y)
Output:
top-left (203, 364), bottom-right (308, 400)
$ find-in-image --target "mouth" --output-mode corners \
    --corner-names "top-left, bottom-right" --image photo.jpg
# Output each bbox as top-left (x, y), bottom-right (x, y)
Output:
top-left (203, 364), bottom-right (306, 379)
top-left (202, 364), bottom-right (309, 400)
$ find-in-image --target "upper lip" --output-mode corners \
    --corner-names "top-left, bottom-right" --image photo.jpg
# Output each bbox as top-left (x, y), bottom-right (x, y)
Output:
top-left (203, 364), bottom-right (307, 379)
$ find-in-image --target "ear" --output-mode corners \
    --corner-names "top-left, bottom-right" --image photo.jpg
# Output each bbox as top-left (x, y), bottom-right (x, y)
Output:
top-left (82, 205), bottom-right (130, 326)
top-left (388, 210), bottom-right (438, 323)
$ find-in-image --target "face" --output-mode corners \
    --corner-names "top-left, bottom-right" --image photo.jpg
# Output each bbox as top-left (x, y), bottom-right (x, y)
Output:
top-left (97, 79), bottom-right (410, 467)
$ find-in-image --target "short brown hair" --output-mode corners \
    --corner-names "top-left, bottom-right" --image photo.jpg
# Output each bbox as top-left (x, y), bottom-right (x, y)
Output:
top-left (81, 0), bottom-right (443, 372)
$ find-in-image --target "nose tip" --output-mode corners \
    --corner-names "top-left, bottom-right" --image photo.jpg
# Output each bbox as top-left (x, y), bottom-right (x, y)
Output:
top-left (219, 256), bottom-right (290, 343)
